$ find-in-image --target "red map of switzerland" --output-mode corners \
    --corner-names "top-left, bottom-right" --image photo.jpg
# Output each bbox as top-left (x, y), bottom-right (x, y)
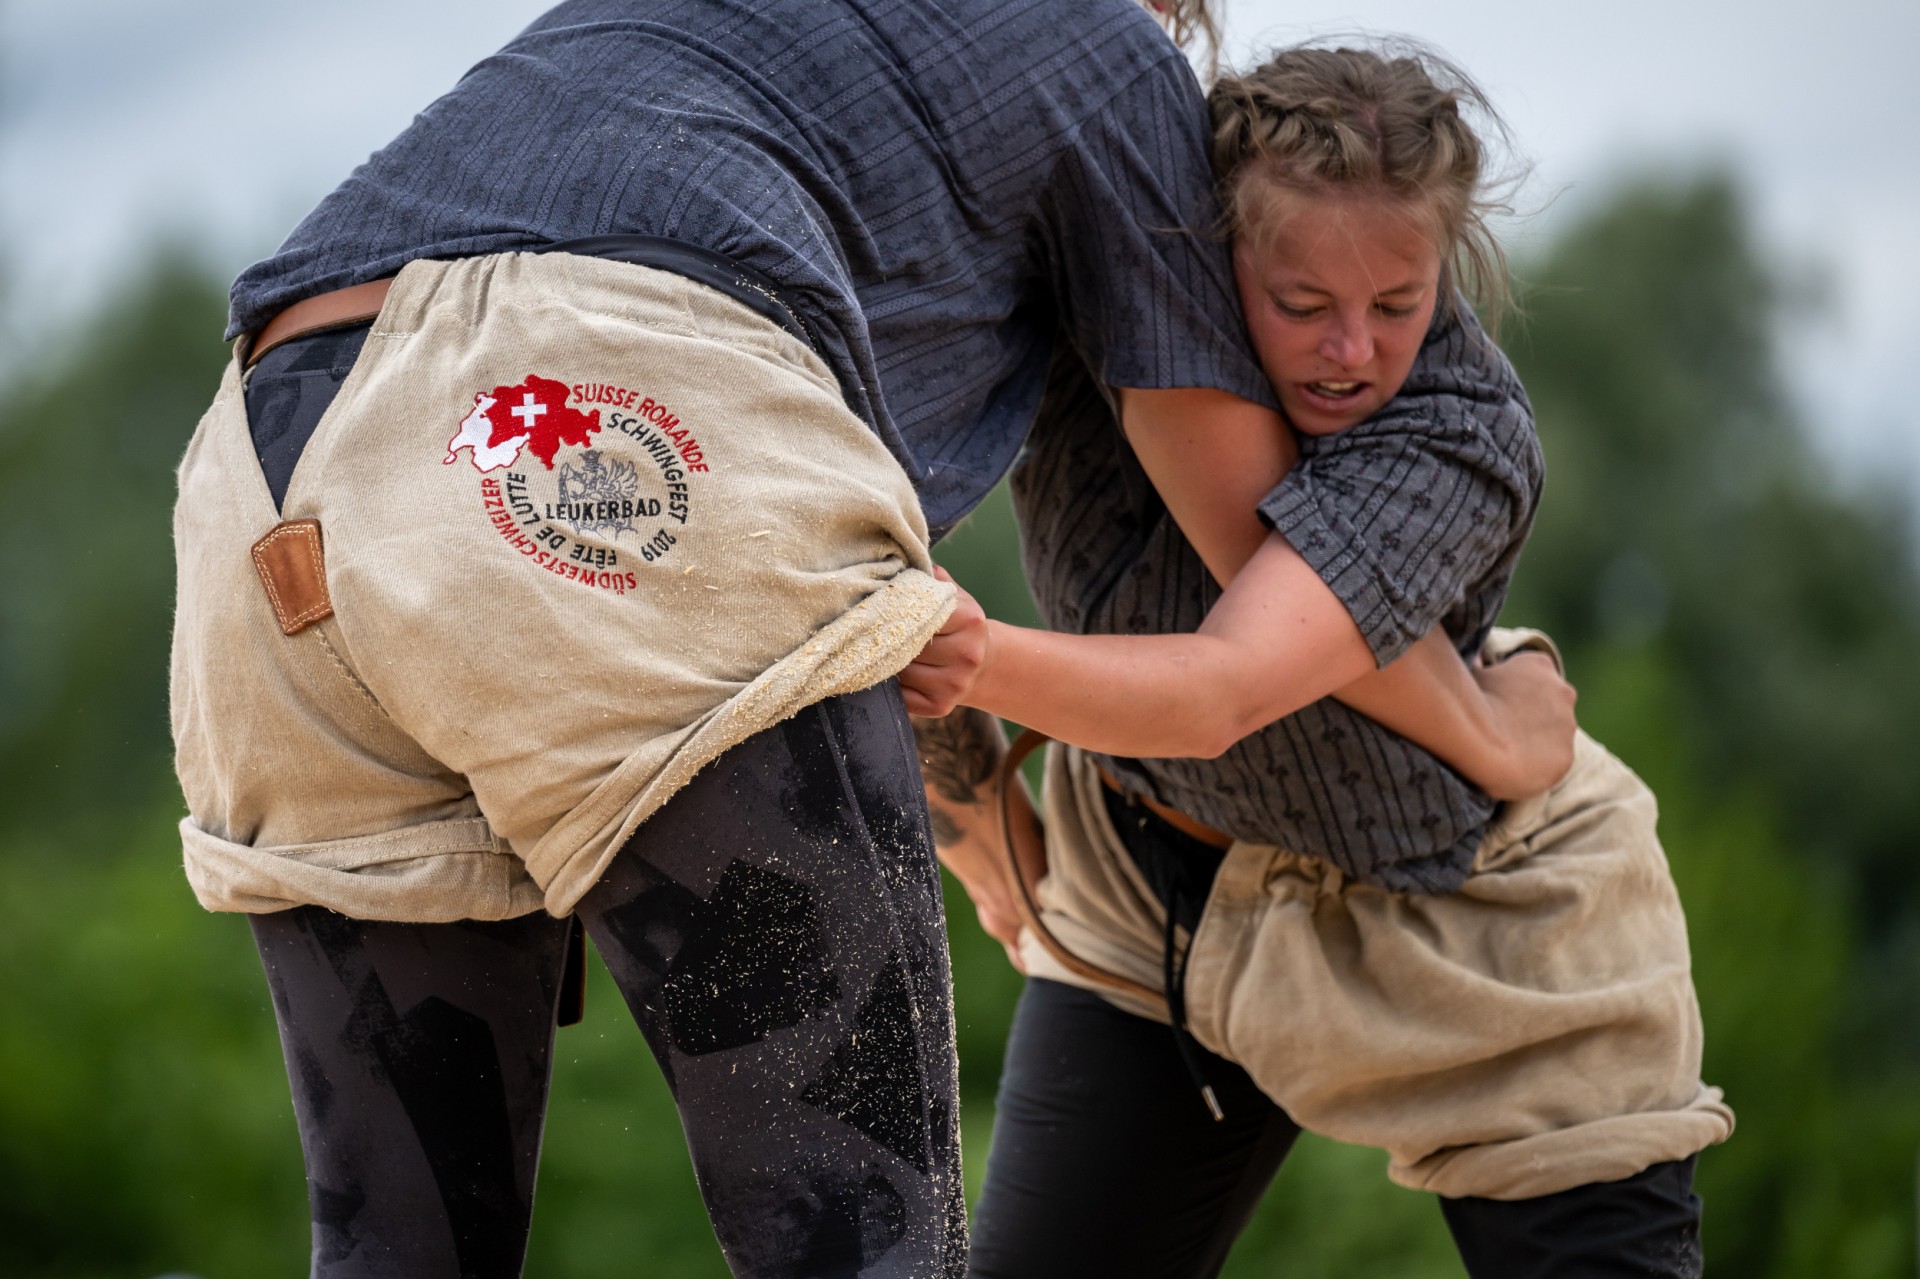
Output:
top-left (482, 375), bottom-right (600, 469)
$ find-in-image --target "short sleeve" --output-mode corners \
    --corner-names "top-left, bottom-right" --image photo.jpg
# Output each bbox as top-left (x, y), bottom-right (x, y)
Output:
top-left (1039, 58), bottom-right (1276, 409)
top-left (1257, 306), bottom-right (1544, 665)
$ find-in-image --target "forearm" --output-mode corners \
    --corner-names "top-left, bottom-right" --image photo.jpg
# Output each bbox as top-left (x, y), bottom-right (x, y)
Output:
top-left (964, 533), bottom-right (1376, 759)
top-left (964, 625), bottom-right (1250, 758)
top-left (909, 708), bottom-right (1043, 951)
top-left (913, 704), bottom-right (1004, 858)
top-left (1330, 629), bottom-right (1507, 785)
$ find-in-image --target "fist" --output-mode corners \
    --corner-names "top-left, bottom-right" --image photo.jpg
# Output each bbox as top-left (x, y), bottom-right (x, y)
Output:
top-left (899, 566), bottom-right (989, 717)
top-left (1473, 648), bottom-right (1579, 799)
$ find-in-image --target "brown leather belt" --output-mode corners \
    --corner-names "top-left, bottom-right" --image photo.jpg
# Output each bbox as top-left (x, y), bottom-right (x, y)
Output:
top-left (245, 278), bottom-right (394, 368)
top-left (1095, 765), bottom-right (1234, 850)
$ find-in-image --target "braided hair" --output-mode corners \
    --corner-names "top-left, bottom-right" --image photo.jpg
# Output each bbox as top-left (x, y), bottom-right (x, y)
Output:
top-left (1208, 42), bottom-right (1519, 316)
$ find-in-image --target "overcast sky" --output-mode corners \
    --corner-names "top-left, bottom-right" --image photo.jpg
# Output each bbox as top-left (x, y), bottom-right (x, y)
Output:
top-left (3, 0), bottom-right (1915, 500)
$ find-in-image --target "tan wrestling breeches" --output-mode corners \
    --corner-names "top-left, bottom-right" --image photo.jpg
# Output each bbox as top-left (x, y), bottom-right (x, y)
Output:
top-left (1019, 629), bottom-right (1734, 1201)
top-left (171, 252), bottom-right (951, 921)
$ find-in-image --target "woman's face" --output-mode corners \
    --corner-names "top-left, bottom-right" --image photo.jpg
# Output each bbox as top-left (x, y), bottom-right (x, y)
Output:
top-left (1233, 191), bottom-right (1444, 436)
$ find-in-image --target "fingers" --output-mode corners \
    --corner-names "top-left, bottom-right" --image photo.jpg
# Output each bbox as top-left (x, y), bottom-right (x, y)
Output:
top-left (1472, 648), bottom-right (1582, 799)
top-left (899, 638), bottom-right (982, 714)
top-left (900, 683), bottom-right (946, 717)
top-left (1488, 650), bottom-right (1577, 702)
top-left (975, 906), bottom-right (1028, 975)
top-left (1500, 649), bottom-right (1553, 675)
top-left (900, 577), bottom-right (990, 716)
top-left (937, 581), bottom-right (986, 635)
top-left (899, 668), bottom-right (967, 717)
top-left (1517, 650), bottom-right (1578, 708)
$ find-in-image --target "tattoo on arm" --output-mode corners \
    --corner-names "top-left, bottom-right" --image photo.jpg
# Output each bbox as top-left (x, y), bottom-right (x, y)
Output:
top-left (927, 806), bottom-right (966, 848)
top-left (911, 707), bottom-right (1004, 806)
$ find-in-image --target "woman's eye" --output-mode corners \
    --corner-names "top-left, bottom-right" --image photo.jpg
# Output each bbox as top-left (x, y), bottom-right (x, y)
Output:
top-left (1272, 297), bottom-right (1321, 319)
top-left (1375, 301), bottom-right (1419, 319)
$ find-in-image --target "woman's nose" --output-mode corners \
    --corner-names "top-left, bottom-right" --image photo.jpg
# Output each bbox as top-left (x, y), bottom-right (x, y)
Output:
top-left (1318, 316), bottom-right (1373, 368)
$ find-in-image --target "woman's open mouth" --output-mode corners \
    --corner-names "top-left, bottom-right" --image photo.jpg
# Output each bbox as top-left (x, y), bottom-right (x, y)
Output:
top-left (1298, 380), bottom-right (1369, 412)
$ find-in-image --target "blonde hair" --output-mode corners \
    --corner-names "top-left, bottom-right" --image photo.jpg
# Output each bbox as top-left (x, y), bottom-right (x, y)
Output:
top-left (1208, 41), bottom-right (1520, 316)
top-left (1153, 0), bottom-right (1220, 66)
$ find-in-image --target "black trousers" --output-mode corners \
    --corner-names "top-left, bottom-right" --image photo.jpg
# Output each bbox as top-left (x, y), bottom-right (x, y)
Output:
top-left (250, 682), bottom-right (966, 1279)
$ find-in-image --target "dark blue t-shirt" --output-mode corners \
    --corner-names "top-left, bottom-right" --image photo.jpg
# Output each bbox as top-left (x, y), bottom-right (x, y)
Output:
top-left (229, 0), bottom-right (1274, 537)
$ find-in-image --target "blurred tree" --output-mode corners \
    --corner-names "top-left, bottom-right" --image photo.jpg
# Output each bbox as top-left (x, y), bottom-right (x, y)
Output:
top-left (0, 256), bottom-right (230, 837)
top-left (0, 260), bottom-right (300, 1279)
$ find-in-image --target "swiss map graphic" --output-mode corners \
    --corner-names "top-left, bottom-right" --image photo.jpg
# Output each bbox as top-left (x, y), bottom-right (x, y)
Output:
top-left (446, 374), bottom-right (601, 471)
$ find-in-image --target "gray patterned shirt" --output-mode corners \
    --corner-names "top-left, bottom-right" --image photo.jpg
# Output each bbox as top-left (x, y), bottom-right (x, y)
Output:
top-left (1013, 304), bottom-right (1543, 893)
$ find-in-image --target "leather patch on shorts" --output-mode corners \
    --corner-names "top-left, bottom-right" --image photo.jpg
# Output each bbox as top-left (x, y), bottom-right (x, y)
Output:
top-left (251, 520), bottom-right (335, 635)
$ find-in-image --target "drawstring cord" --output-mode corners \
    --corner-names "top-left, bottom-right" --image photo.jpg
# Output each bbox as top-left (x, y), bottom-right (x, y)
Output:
top-left (1162, 884), bottom-right (1224, 1121)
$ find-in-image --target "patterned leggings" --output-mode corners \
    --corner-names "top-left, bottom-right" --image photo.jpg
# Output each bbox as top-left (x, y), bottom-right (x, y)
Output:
top-left (250, 682), bottom-right (966, 1279)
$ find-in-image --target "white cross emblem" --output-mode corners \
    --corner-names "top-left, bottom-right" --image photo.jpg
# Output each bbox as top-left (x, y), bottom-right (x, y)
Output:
top-left (511, 392), bottom-right (548, 430)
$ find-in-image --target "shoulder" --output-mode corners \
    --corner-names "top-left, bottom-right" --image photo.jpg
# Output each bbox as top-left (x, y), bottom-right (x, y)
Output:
top-left (990, 0), bottom-right (1204, 134)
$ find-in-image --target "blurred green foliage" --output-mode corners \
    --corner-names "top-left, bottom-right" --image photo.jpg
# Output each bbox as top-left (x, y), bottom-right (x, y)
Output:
top-left (2, 174), bottom-right (1918, 1277)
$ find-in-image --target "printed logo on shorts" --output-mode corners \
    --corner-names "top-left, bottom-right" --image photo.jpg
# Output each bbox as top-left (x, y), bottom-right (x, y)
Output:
top-left (446, 376), bottom-right (709, 594)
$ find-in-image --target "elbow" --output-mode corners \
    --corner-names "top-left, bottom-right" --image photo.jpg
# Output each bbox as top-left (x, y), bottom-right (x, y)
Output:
top-left (1187, 711), bottom-right (1257, 761)
top-left (1188, 694), bottom-right (1289, 760)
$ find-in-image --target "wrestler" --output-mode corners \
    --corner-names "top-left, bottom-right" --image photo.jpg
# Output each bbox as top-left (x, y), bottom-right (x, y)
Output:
top-left (905, 42), bottom-right (1729, 1279)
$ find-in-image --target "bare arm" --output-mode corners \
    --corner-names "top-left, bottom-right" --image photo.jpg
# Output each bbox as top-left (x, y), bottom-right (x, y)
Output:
top-left (1115, 386), bottom-right (1294, 583)
top-left (1113, 386), bottom-right (1572, 793)
top-left (952, 529), bottom-right (1573, 792)
top-left (961, 528), bottom-right (1373, 760)
top-left (1334, 627), bottom-right (1571, 799)
top-left (909, 706), bottom-right (1046, 968)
